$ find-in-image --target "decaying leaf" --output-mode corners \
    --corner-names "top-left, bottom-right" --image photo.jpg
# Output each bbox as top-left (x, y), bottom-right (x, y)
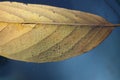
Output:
top-left (0, 1), bottom-right (115, 63)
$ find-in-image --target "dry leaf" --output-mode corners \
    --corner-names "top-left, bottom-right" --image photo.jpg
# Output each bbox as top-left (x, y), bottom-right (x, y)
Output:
top-left (0, 1), bottom-right (114, 63)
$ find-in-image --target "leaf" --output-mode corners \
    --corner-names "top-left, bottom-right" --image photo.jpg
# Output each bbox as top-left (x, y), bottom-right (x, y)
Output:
top-left (0, 1), bottom-right (114, 63)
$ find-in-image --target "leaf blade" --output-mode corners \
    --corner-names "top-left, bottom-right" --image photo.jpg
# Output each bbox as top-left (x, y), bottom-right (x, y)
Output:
top-left (0, 2), bottom-right (114, 63)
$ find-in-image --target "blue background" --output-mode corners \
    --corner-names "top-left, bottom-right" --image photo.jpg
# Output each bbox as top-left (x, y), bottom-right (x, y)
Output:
top-left (0, 0), bottom-right (120, 80)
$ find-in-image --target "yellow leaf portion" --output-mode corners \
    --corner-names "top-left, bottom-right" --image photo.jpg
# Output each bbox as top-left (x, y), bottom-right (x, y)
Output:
top-left (0, 1), bottom-right (114, 63)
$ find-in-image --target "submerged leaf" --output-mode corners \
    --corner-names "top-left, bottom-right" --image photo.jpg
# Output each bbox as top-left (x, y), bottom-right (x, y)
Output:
top-left (0, 2), bottom-right (114, 63)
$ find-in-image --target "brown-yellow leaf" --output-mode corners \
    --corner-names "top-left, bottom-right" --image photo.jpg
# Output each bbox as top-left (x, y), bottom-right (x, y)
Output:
top-left (0, 1), bottom-right (114, 63)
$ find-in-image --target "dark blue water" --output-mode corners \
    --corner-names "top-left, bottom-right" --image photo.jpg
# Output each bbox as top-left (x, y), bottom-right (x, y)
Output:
top-left (0, 0), bottom-right (120, 80)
